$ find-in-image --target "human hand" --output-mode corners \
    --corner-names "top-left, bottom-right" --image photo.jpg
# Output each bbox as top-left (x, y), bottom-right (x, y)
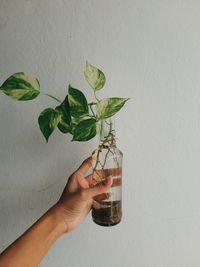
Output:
top-left (52, 157), bottom-right (113, 233)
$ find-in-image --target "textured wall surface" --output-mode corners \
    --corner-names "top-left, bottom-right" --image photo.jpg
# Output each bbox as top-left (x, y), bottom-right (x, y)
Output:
top-left (1, 1), bottom-right (200, 266)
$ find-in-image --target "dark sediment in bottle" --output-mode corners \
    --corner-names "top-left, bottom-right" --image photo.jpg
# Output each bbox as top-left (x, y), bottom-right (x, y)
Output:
top-left (92, 200), bottom-right (122, 226)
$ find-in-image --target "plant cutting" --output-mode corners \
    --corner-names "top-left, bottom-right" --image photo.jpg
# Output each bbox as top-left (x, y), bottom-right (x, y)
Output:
top-left (0, 62), bottom-right (129, 226)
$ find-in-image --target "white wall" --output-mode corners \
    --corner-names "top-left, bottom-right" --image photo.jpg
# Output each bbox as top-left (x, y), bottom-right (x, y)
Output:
top-left (1, 0), bottom-right (200, 266)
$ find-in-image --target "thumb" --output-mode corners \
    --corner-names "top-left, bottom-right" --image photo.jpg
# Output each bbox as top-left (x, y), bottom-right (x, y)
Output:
top-left (81, 176), bottom-right (113, 200)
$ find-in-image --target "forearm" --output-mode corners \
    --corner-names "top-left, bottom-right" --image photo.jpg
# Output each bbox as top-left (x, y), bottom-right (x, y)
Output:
top-left (0, 206), bottom-right (66, 267)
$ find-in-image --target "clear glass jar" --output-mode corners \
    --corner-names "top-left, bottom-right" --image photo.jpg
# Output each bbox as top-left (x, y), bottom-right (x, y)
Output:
top-left (92, 117), bottom-right (123, 226)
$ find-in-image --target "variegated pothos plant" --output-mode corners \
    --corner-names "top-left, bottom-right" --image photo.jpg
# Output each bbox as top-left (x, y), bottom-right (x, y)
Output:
top-left (0, 62), bottom-right (129, 142)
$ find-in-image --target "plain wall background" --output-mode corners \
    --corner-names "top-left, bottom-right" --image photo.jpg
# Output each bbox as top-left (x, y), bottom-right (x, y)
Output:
top-left (1, 0), bottom-right (200, 266)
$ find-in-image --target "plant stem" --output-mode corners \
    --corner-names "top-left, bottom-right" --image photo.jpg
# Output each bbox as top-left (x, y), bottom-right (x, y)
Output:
top-left (87, 114), bottom-right (95, 118)
top-left (88, 102), bottom-right (97, 105)
top-left (93, 118), bottom-right (114, 175)
top-left (89, 104), bottom-right (96, 117)
top-left (42, 93), bottom-right (62, 103)
top-left (94, 91), bottom-right (100, 102)
top-left (101, 147), bottom-right (110, 169)
top-left (93, 146), bottom-right (102, 171)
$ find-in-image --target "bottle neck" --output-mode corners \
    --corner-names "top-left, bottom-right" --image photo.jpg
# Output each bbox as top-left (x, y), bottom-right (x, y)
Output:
top-left (99, 117), bottom-right (116, 147)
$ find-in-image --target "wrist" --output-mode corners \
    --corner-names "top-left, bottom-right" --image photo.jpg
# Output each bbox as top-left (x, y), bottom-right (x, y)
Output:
top-left (46, 205), bottom-right (68, 235)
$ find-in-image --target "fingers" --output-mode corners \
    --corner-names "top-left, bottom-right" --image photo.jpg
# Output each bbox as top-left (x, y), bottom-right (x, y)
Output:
top-left (76, 173), bottom-right (95, 189)
top-left (77, 174), bottom-right (90, 189)
top-left (79, 176), bottom-right (113, 201)
top-left (84, 174), bottom-right (94, 186)
top-left (93, 192), bottom-right (112, 201)
top-left (76, 157), bottom-right (92, 175)
top-left (66, 157), bottom-right (92, 193)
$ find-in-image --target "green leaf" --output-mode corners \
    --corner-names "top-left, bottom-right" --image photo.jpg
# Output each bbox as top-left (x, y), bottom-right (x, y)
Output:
top-left (84, 61), bottom-right (106, 91)
top-left (71, 117), bottom-right (85, 124)
top-left (38, 108), bottom-right (60, 142)
top-left (68, 85), bottom-right (89, 118)
top-left (72, 118), bottom-right (97, 141)
top-left (0, 72), bottom-right (40, 100)
top-left (69, 117), bottom-right (86, 135)
top-left (56, 96), bottom-right (71, 134)
top-left (96, 98), bottom-right (130, 119)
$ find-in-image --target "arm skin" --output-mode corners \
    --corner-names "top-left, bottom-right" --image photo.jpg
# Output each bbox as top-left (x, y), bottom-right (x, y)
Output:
top-left (0, 157), bottom-right (113, 267)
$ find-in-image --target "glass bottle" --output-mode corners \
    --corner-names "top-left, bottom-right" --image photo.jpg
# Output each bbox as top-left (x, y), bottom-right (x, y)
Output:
top-left (91, 117), bottom-right (123, 226)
